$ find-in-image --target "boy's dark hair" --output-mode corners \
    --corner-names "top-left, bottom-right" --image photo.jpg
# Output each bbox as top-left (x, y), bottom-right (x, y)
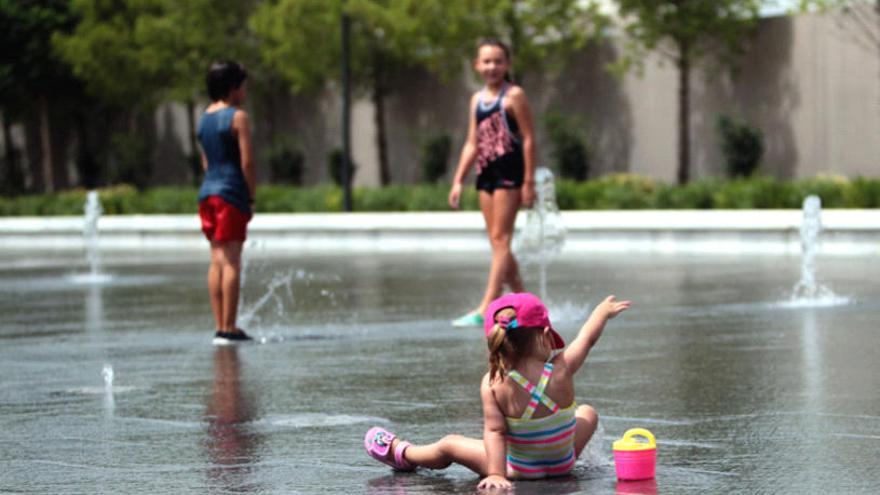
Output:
top-left (206, 61), bottom-right (247, 101)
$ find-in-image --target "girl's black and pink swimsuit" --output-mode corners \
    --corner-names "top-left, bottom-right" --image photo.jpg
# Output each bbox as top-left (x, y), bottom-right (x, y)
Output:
top-left (474, 84), bottom-right (525, 192)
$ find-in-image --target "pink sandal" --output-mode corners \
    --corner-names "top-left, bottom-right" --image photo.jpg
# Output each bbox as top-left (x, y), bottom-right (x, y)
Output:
top-left (364, 426), bottom-right (414, 471)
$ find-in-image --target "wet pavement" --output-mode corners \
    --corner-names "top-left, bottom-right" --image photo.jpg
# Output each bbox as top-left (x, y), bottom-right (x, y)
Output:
top-left (1, 250), bottom-right (878, 494)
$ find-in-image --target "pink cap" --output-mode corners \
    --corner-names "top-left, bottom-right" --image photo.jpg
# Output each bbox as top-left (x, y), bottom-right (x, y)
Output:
top-left (484, 292), bottom-right (565, 349)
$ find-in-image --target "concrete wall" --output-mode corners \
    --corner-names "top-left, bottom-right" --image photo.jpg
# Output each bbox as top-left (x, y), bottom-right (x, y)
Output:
top-left (4, 210), bottom-right (880, 256)
top-left (354, 11), bottom-right (879, 184)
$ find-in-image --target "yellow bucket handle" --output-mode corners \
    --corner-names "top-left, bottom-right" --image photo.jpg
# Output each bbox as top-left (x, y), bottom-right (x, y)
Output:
top-left (622, 428), bottom-right (656, 449)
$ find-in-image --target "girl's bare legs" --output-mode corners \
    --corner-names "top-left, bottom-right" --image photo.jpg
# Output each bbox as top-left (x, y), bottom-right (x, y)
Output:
top-left (573, 405), bottom-right (600, 457)
top-left (387, 435), bottom-right (489, 475)
top-left (209, 241), bottom-right (244, 332)
top-left (505, 250), bottom-right (525, 293)
top-left (477, 188), bottom-right (523, 313)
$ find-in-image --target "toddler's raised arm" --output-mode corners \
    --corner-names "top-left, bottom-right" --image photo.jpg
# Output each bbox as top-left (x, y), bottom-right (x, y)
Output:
top-left (562, 295), bottom-right (630, 375)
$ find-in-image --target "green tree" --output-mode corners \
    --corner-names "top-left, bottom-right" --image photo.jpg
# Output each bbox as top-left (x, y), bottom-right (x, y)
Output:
top-left (252, 0), bottom-right (605, 186)
top-left (55, 0), bottom-right (258, 185)
top-left (252, 0), bottom-right (478, 186)
top-left (614, 0), bottom-right (762, 184)
top-left (1, 0), bottom-right (80, 193)
top-left (134, 0), bottom-right (258, 184)
top-left (477, 0), bottom-right (607, 81)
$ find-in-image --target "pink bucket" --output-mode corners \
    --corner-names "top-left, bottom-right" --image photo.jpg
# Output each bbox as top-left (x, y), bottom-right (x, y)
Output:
top-left (612, 428), bottom-right (656, 481)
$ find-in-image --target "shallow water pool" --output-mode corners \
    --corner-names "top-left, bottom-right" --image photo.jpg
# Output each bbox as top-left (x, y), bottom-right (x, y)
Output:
top-left (0, 250), bottom-right (878, 494)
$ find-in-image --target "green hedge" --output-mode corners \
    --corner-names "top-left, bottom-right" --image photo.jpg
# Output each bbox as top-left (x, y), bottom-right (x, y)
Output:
top-left (2, 175), bottom-right (879, 216)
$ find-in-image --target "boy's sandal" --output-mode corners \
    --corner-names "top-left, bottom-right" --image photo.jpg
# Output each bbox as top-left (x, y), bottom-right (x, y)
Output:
top-left (364, 426), bottom-right (414, 471)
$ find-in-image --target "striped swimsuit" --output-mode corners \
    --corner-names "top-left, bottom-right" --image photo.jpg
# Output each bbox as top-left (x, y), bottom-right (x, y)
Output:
top-left (505, 361), bottom-right (577, 478)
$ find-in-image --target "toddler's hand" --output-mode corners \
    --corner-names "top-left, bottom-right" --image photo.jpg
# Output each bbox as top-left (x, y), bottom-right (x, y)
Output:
top-left (598, 295), bottom-right (630, 319)
top-left (478, 474), bottom-right (512, 491)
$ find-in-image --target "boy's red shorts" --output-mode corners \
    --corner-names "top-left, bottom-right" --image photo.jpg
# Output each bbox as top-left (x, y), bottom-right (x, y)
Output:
top-left (199, 195), bottom-right (251, 242)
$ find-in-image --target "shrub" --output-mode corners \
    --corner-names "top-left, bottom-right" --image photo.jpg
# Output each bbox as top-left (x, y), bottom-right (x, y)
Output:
top-left (593, 174), bottom-right (656, 209)
top-left (97, 184), bottom-right (141, 214)
top-left (717, 115), bottom-right (764, 178)
top-left (791, 174), bottom-right (850, 208)
top-left (544, 112), bottom-right (591, 181)
top-left (354, 185), bottom-right (411, 211)
top-left (106, 133), bottom-right (152, 189)
top-left (327, 149), bottom-right (356, 186)
top-left (844, 177), bottom-right (880, 208)
top-left (655, 180), bottom-right (718, 209)
top-left (3, 175), bottom-right (880, 216)
top-left (712, 176), bottom-right (786, 208)
top-left (139, 187), bottom-right (198, 213)
top-left (267, 141), bottom-right (305, 185)
top-left (256, 184), bottom-right (343, 212)
top-left (408, 184), bottom-right (453, 210)
top-left (421, 134), bottom-right (451, 183)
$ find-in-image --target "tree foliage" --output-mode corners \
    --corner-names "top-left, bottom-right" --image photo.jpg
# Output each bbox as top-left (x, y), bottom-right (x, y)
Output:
top-left (613, 0), bottom-right (762, 72)
top-left (0, 0), bottom-right (76, 100)
top-left (477, 0), bottom-right (608, 79)
top-left (54, 0), bottom-right (257, 107)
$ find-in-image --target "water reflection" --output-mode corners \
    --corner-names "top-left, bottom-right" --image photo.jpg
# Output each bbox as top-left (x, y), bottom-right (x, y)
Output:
top-left (616, 478), bottom-right (658, 495)
top-left (85, 283), bottom-right (104, 334)
top-left (365, 473), bottom-right (593, 495)
top-left (204, 347), bottom-right (260, 492)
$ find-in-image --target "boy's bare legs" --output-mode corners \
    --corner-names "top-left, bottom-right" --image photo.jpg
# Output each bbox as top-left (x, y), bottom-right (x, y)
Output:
top-left (221, 241), bottom-right (243, 332)
top-left (209, 240), bottom-right (244, 332)
top-left (208, 243), bottom-right (225, 330)
top-left (573, 405), bottom-right (599, 458)
top-left (477, 188), bottom-right (523, 313)
top-left (385, 435), bottom-right (489, 475)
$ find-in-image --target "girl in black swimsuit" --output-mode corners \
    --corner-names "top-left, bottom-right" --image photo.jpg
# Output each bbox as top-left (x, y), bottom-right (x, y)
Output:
top-left (448, 39), bottom-right (537, 327)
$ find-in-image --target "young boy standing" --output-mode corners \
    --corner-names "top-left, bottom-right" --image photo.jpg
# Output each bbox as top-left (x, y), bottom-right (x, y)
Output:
top-left (197, 60), bottom-right (256, 344)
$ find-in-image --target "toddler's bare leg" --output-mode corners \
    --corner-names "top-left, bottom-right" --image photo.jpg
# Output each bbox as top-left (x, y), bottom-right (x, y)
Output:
top-left (574, 405), bottom-right (599, 457)
top-left (396, 435), bottom-right (489, 475)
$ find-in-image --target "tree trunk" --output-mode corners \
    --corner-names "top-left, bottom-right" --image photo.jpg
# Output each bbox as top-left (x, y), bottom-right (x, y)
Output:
top-left (372, 52), bottom-right (391, 186)
top-left (38, 94), bottom-right (55, 193)
top-left (75, 111), bottom-right (98, 189)
top-left (504, 0), bottom-right (524, 82)
top-left (341, 9), bottom-right (353, 210)
top-left (186, 99), bottom-right (201, 185)
top-left (676, 40), bottom-right (691, 185)
top-left (1, 111), bottom-right (23, 194)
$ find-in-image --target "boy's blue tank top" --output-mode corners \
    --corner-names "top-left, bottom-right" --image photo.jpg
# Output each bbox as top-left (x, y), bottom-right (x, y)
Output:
top-left (197, 106), bottom-right (251, 214)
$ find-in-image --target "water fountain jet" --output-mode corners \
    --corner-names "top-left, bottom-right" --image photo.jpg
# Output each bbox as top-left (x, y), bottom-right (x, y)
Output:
top-left (786, 195), bottom-right (849, 307)
top-left (102, 363), bottom-right (115, 414)
top-left (69, 191), bottom-right (113, 284)
top-left (513, 167), bottom-right (566, 300)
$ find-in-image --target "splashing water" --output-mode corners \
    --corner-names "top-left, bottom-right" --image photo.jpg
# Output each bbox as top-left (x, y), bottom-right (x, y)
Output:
top-left (513, 167), bottom-right (566, 300)
top-left (102, 363), bottom-right (115, 415)
top-left (70, 191), bottom-right (113, 284)
top-left (102, 363), bottom-right (114, 389)
top-left (85, 191), bottom-right (103, 278)
top-left (785, 195), bottom-right (850, 307)
top-left (238, 269), bottom-right (297, 335)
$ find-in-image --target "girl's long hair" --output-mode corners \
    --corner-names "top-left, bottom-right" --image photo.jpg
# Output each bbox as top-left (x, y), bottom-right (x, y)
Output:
top-left (476, 38), bottom-right (514, 83)
top-left (487, 308), bottom-right (539, 383)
